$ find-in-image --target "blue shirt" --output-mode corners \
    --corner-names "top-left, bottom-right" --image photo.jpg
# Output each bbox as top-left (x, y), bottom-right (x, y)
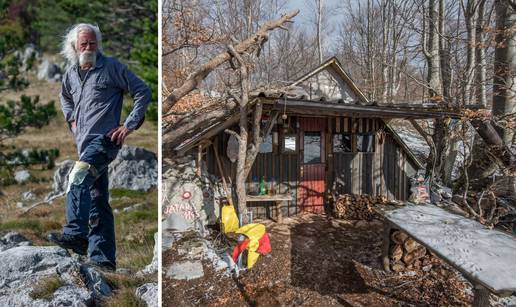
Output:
top-left (60, 53), bottom-right (151, 156)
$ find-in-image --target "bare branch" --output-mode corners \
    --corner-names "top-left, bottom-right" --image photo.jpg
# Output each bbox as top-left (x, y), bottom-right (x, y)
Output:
top-left (162, 10), bottom-right (300, 114)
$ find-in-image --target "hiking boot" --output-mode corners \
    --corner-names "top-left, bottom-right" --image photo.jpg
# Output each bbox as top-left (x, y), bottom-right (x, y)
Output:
top-left (47, 232), bottom-right (88, 255)
top-left (85, 260), bottom-right (116, 272)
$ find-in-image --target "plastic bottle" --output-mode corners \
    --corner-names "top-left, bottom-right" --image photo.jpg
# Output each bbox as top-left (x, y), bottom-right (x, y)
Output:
top-left (269, 177), bottom-right (276, 195)
top-left (259, 176), bottom-right (267, 195)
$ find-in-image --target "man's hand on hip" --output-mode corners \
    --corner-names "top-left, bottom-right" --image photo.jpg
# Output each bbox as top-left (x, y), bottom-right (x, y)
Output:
top-left (107, 125), bottom-right (132, 145)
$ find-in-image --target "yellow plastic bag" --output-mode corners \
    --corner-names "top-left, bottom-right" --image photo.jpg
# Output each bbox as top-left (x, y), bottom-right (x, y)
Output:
top-left (236, 223), bottom-right (266, 268)
top-left (221, 204), bottom-right (239, 233)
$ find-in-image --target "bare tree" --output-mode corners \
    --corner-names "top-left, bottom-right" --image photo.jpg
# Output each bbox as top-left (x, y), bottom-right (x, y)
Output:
top-left (162, 10), bottom-right (299, 114)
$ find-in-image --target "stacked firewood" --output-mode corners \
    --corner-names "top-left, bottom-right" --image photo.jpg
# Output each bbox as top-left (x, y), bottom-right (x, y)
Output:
top-left (389, 230), bottom-right (429, 272)
top-left (334, 194), bottom-right (388, 220)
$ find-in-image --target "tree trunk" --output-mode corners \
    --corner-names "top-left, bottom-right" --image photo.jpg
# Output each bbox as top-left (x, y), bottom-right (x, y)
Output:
top-left (425, 0), bottom-right (447, 183)
top-left (492, 0), bottom-right (516, 143)
top-left (476, 0), bottom-right (488, 107)
top-left (427, 0), bottom-right (443, 98)
top-left (466, 0), bottom-right (516, 183)
top-left (226, 46), bottom-right (251, 225)
top-left (464, 0), bottom-right (478, 106)
top-left (317, 0), bottom-right (323, 64)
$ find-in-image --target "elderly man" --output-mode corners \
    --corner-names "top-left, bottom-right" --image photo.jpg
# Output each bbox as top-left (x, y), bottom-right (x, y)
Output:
top-left (47, 23), bottom-right (151, 271)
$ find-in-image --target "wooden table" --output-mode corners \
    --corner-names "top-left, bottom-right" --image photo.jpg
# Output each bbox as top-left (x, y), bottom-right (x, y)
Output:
top-left (377, 204), bottom-right (516, 307)
top-left (246, 194), bottom-right (293, 223)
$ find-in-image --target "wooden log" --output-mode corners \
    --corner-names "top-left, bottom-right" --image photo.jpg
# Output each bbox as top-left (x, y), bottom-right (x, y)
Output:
top-left (413, 259), bottom-right (422, 269)
top-left (402, 244), bottom-right (427, 266)
top-left (390, 244), bottom-right (403, 262)
top-left (391, 262), bottom-right (406, 272)
top-left (403, 237), bottom-right (420, 253)
top-left (391, 230), bottom-right (408, 245)
top-left (412, 245), bottom-right (427, 260)
top-left (402, 250), bottom-right (416, 265)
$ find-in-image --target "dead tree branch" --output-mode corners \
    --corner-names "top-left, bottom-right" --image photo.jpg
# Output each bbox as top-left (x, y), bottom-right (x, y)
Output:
top-left (162, 10), bottom-right (299, 114)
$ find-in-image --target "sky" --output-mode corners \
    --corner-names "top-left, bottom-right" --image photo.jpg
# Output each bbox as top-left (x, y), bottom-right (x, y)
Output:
top-left (284, 0), bottom-right (349, 47)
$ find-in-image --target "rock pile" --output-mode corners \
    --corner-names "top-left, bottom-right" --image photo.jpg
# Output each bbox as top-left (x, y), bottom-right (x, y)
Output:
top-left (0, 232), bottom-right (110, 306)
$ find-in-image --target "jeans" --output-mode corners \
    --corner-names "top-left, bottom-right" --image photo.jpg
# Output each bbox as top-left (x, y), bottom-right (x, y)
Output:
top-left (63, 134), bottom-right (120, 265)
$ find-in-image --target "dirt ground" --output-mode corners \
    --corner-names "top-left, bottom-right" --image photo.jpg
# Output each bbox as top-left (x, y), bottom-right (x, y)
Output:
top-left (163, 213), bottom-right (474, 306)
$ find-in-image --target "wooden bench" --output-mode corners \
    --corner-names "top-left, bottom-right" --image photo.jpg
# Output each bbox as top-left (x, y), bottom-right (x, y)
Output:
top-left (246, 194), bottom-right (293, 223)
top-left (377, 204), bottom-right (516, 307)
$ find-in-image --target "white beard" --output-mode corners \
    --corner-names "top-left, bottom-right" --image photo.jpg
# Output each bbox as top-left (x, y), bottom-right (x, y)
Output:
top-left (78, 51), bottom-right (96, 67)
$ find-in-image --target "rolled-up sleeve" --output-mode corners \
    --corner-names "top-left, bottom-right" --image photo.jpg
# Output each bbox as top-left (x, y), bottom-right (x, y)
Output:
top-left (59, 72), bottom-right (75, 123)
top-left (113, 63), bottom-right (152, 131)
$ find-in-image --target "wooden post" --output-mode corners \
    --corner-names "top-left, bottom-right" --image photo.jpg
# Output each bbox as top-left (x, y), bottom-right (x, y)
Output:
top-left (197, 143), bottom-right (203, 177)
top-left (382, 221), bottom-right (392, 272)
top-left (276, 200), bottom-right (284, 223)
top-left (213, 143), bottom-right (233, 206)
top-left (472, 285), bottom-right (490, 307)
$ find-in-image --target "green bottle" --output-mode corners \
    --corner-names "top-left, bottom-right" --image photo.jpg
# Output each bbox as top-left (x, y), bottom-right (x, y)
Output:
top-left (259, 176), bottom-right (267, 195)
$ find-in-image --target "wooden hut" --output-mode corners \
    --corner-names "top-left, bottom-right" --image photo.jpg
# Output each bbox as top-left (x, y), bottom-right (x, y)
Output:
top-left (171, 57), bottom-right (460, 219)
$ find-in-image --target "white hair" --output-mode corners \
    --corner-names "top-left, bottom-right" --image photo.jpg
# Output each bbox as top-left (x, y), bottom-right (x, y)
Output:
top-left (61, 23), bottom-right (103, 65)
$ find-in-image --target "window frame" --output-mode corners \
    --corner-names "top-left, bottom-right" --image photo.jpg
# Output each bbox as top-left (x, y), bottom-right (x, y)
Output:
top-left (282, 133), bottom-right (298, 154)
top-left (356, 133), bottom-right (375, 153)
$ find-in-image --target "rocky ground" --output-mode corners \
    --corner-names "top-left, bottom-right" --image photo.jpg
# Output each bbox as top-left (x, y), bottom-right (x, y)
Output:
top-left (163, 213), bottom-right (478, 306)
top-left (0, 78), bottom-right (158, 305)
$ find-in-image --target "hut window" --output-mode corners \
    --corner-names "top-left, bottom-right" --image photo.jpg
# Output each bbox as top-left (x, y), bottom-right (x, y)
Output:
top-left (259, 134), bottom-right (273, 153)
top-left (283, 134), bottom-right (296, 153)
top-left (333, 134), bottom-right (352, 152)
top-left (304, 132), bottom-right (321, 163)
top-left (357, 133), bottom-right (375, 152)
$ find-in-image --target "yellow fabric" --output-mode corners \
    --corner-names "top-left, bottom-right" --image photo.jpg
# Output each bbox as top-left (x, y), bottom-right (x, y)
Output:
top-left (221, 204), bottom-right (239, 233)
top-left (236, 223), bottom-right (266, 268)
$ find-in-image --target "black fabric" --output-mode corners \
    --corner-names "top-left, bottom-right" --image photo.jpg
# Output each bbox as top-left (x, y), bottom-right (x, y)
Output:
top-left (79, 68), bottom-right (89, 81)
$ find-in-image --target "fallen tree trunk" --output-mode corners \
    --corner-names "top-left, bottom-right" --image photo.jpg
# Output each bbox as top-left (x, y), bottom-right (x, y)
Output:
top-left (162, 10), bottom-right (299, 115)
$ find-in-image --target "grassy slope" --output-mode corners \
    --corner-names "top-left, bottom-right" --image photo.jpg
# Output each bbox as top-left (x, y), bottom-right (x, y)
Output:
top-left (0, 79), bottom-right (158, 305)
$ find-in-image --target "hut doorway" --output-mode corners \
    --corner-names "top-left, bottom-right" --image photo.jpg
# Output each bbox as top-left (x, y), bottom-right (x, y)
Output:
top-left (298, 117), bottom-right (326, 213)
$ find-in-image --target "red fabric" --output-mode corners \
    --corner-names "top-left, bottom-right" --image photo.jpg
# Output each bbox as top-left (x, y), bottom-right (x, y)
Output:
top-left (231, 233), bottom-right (273, 262)
top-left (256, 233), bottom-right (272, 255)
top-left (232, 239), bottom-right (249, 262)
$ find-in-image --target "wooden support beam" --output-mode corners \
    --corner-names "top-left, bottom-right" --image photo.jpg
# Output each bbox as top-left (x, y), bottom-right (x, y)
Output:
top-left (473, 285), bottom-right (490, 307)
top-left (382, 221), bottom-right (392, 272)
top-left (213, 142), bottom-right (233, 206)
top-left (197, 143), bottom-right (203, 177)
